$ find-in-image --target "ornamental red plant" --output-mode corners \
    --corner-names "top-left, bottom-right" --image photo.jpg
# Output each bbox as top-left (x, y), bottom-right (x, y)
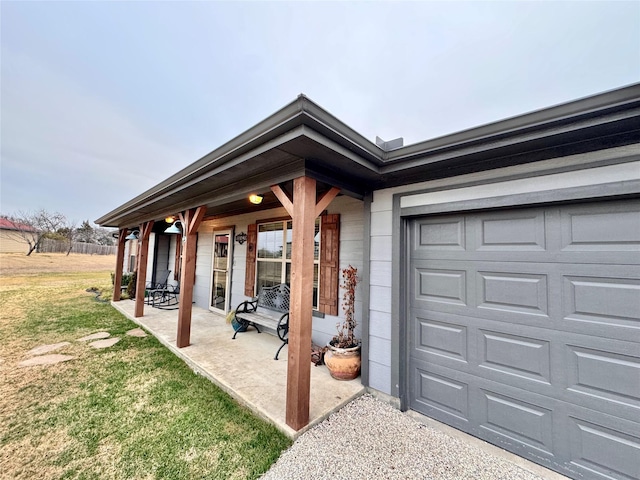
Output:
top-left (333, 264), bottom-right (359, 348)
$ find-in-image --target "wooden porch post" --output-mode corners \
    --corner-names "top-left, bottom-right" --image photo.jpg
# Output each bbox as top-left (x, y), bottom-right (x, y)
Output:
top-left (112, 228), bottom-right (127, 302)
top-left (134, 221), bottom-right (154, 317)
top-left (272, 178), bottom-right (340, 430)
top-left (176, 206), bottom-right (206, 348)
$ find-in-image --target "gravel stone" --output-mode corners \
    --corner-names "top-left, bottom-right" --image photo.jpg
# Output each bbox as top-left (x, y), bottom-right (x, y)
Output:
top-left (261, 394), bottom-right (545, 480)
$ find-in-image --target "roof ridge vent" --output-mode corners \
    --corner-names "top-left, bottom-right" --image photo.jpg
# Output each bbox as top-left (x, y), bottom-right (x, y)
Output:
top-left (375, 136), bottom-right (404, 151)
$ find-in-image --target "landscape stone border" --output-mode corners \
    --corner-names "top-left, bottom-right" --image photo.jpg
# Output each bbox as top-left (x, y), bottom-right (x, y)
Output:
top-left (18, 327), bottom-right (149, 367)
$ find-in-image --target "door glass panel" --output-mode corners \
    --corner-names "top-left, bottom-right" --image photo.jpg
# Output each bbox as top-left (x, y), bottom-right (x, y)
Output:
top-left (211, 270), bottom-right (227, 310)
top-left (211, 233), bottom-right (230, 312)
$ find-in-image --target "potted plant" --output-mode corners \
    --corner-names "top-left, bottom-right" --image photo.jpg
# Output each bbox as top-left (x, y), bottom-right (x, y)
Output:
top-left (324, 264), bottom-right (361, 380)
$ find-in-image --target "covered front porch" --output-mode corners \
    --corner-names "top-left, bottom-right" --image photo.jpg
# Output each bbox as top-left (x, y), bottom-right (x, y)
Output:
top-left (111, 299), bottom-right (365, 439)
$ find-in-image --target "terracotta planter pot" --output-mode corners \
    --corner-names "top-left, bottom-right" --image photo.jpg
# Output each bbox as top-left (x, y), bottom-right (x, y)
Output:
top-left (324, 343), bottom-right (361, 380)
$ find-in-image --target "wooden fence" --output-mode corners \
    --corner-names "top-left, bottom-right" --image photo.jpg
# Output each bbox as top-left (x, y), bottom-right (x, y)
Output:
top-left (39, 239), bottom-right (117, 256)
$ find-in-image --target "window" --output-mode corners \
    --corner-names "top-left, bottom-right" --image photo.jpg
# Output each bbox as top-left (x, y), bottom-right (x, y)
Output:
top-left (255, 219), bottom-right (320, 308)
top-left (245, 213), bottom-right (339, 315)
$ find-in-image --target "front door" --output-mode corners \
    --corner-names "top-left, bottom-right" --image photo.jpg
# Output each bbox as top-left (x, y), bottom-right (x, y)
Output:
top-left (210, 230), bottom-right (232, 313)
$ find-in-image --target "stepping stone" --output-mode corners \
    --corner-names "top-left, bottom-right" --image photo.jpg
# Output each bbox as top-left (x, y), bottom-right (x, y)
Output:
top-left (89, 337), bottom-right (120, 349)
top-left (19, 355), bottom-right (75, 367)
top-left (78, 332), bottom-right (110, 342)
top-left (28, 342), bottom-right (71, 356)
top-left (126, 328), bottom-right (147, 338)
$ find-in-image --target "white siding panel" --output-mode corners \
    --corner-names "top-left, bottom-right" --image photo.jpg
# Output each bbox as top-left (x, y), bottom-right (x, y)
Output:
top-left (369, 335), bottom-right (392, 367)
top-left (370, 210), bottom-right (393, 236)
top-left (370, 236), bottom-right (392, 262)
top-left (370, 285), bottom-right (392, 314)
top-left (371, 190), bottom-right (395, 213)
top-left (370, 260), bottom-right (392, 287)
top-left (368, 361), bottom-right (391, 394)
top-left (369, 310), bottom-right (391, 339)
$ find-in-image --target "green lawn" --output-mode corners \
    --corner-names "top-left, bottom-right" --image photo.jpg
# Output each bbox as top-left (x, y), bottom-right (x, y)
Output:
top-left (0, 265), bottom-right (291, 479)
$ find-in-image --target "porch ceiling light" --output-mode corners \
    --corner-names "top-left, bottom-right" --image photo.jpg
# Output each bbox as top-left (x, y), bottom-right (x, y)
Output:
top-left (165, 216), bottom-right (175, 223)
top-left (125, 230), bottom-right (139, 241)
top-left (164, 221), bottom-right (182, 234)
top-left (249, 194), bottom-right (263, 205)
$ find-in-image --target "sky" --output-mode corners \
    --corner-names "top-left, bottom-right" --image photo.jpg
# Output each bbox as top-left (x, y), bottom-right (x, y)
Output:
top-left (1, 1), bottom-right (638, 225)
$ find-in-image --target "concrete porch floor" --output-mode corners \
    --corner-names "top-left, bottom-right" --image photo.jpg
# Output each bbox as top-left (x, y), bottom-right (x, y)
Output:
top-left (111, 300), bottom-right (365, 439)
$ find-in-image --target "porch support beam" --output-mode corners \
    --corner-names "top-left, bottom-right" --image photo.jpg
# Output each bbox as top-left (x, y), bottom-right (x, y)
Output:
top-left (134, 221), bottom-right (155, 317)
top-left (271, 184), bottom-right (294, 217)
top-left (314, 187), bottom-right (340, 217)
top-left (112, 228), bottom-right (127, 302)
top-left (176, 206), bottom-right (206, 348)
top-left (274, 176), bottom-right (341, 431)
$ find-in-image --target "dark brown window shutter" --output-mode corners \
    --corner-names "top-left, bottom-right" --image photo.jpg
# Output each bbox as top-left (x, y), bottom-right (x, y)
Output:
top-left (244, 223), bottom-right (258, 296)
top-left (319, 213), bottom-right (340, 315)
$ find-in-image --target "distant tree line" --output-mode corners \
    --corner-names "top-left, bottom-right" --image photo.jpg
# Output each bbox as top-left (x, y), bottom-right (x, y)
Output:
top-left (1, 209), bottom-right (117, 256)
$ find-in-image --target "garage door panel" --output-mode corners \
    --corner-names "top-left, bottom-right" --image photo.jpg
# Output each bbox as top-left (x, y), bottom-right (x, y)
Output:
top-left (412, 315), bottom-right (468, 363)
top-left (410, 360), bottom-right (470, 426)
top-left (414, 217), bottom-right (466, 251)
top-left (471, 209), bottom-right (548, 252)
top-left (568, 414), bottom-right (640, 480)
top-left (560, 202), bottom-right (640, 253)
top-left (477, 329), bottom-right (552, 385)
top-left (563, 275), bottom-right (640, 336)
top-left (478, 388), bottom-right (555, 456)
top-left (414, 266), bottom-right (467, 307)
top-left (565, 344), bottom-right (640, 414)
top-left (477, 271), bottom-right (549, 317)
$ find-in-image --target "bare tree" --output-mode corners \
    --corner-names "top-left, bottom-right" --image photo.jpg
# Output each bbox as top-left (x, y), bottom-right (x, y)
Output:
top-left (56, 219), bottom-right (78, 256)
top-left (2, 209), bottom-right (67, 256)
top-left (75, 220), bottom-right (95, 243)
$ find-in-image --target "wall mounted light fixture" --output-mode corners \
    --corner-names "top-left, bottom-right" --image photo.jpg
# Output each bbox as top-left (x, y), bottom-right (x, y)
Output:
top-left (125, 230), bottom-right (140, 241)
top-left (249, 194), bottom-right (263, 205)
top-left (235, 232), bottom-right (248, 244)
top-left (164, 221), bottom-right (183, 234)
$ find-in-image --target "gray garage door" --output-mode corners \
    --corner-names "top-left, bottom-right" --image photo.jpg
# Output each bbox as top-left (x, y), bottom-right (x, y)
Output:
top-left (408, 199), bottom-right (640, 480)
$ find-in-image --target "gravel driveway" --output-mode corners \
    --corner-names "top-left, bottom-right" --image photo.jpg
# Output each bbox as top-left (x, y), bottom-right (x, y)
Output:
top-left (261, 394), bottom-right (551, 480)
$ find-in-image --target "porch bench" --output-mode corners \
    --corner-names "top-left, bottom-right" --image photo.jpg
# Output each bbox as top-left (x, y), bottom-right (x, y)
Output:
top-left (233, 283), bottom-right (289, 360)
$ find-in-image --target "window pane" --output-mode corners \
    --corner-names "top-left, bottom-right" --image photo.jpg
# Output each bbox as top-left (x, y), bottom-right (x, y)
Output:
top-left (314, 218), bottom-right (320, 261)
top-left (257, 261), bottom-right (282, 290)
top-left (285, 221), bottom-right (293, 260)
top-left (285, 263), bottom-right (319, 308)
top-left (258, 222), bottom-right (283, 259)
top-left (285, 219), bottom-right (320, 260)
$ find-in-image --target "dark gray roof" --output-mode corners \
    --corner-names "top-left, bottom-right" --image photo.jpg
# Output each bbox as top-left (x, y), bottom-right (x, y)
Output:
top-left (96, 83), bottom-right (640, 228)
